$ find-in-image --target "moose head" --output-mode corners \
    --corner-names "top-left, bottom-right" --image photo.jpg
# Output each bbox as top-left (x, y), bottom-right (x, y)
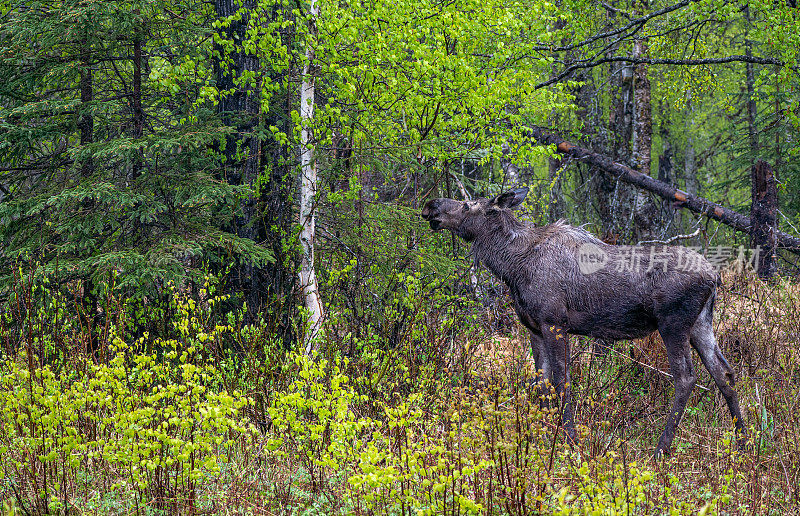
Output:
top-left (421, 187), bottom-right (528, 241)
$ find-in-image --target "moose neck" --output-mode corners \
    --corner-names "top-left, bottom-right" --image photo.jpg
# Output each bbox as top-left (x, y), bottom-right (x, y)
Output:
top-left (469, 211), bottom-right (532, 288)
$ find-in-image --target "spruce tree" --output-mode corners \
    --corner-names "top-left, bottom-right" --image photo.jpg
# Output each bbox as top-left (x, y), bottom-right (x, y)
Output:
top-left (0, 0), bottom-right (273, 307)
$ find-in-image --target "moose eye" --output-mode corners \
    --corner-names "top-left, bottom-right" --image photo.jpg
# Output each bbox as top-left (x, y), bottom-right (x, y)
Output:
top-left (462, 204), bottom-right (469, 212)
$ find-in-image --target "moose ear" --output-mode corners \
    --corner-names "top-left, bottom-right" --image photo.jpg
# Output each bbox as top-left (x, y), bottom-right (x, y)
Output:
top-left (493, 187), bottom-right (528, 209)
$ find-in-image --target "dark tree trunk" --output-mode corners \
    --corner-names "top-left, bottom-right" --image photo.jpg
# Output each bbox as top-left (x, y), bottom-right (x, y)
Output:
top-left (78, 30), bottom-right (100, 354)
top-left (548, 157), bottom-right (565, 222)
top-left (214, 0), bottom-right (267, 314)
top-left (658, 146), bottom-right (673, 183)
top-left (750, 160), bottom-right (778, 278)
top-left (657, 100), bottom-right (674, 231)
top-left (632, 35), bottom-right (656, 241)
top-left (632, 40), bottom-right (652, 176)
top-left (214, 0), bottom-right (297, 341)
top-left (683, 91), bottom-right (698, 197)
top-left (215, 0), bottom-right (260, 185)
top-left (610, 64), bottom-right (634, 165)
top-left (262, 105), bottom-right (297, 345)
top-left (601, 4), bottom-right (635, 240)
top-left (568, 36), bottom-right (604, 228)
top-left (263, 12), bottom-right (298, 346)
top-left (215, 0), bottom-right (260, 190)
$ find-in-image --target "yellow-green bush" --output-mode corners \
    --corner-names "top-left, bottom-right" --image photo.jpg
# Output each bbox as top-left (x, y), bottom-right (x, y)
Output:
top-left (267, 352), bottom-right (373, 491)
top-left (259, 352), bottom-right (736, 516)
top-left (0, 288), bottom-right (255, 514)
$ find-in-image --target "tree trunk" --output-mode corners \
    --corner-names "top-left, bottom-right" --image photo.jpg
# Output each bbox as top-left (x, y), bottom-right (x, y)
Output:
top-left (657, 106), bottom-right (675, 231)
top-left (611, 66), bottom-right (633, 164)
top-left (603, 3), bottom-right (634, 240)
top-left (632, 34), bottom-right (655, 241)
top-left (684, 91), bottom-right (698, 196)
top-left (548, 157), bottom-right (565, 222)
top-left (750, 160), bottom-right (778, 278)
top-left (78, 29), bottom-right (99, 353)
top-left (566, 27), bottom-right (603, 230)
top-left (263, 11), bottom-right (299, 348)
top-left (658, 144), bottom-right (673, 183)
top-left (682, 90), bottom-right (698, 238)
top-left (214, 0), bottom-right (271, 320)
top-left (299, 0), bottom-right (324, 354)
top-left (501, 142), bottom-right (520, 186)
top-left (632, 46), bottom-right (652, 174)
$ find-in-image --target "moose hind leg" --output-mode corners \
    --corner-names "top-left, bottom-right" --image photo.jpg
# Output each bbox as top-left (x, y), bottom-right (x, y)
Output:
top-left (690, 314), bottom-right (747, 446)
top-left (656, 331), bottom-right (697, 457)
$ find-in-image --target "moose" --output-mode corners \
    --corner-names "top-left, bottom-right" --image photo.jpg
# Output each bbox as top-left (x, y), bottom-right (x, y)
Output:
top-left (421, 187), bottom-right (747, 456)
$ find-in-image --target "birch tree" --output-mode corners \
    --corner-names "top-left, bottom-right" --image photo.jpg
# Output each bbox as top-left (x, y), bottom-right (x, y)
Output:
top-left (299, 0), bottom-right (324, 353)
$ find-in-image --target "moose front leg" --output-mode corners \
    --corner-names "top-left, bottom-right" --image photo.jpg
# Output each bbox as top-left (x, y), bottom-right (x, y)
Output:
top-left (543, 323), bottom-right (577, 443)
top-left (529, 330), bottom-right (552, 389)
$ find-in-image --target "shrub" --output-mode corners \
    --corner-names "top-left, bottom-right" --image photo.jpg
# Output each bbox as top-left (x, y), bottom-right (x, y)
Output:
top-left (0, 283), bottom-right (255, 514)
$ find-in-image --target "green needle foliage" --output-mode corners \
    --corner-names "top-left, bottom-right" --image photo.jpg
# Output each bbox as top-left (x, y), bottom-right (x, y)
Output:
top-left (0, 0), bottom-right (273, 300)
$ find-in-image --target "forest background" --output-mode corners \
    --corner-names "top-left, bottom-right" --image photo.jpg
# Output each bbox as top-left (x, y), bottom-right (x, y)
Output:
top-left (1, 0), bottom-right (800, 513)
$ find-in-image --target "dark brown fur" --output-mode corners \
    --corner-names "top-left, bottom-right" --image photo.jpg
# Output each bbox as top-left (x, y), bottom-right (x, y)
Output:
top-left (422, 188), bottom-right (746, 456)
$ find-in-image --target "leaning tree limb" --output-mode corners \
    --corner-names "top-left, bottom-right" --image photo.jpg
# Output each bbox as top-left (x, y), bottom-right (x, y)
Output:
top-left (525, 126), bottom-right (800, 254)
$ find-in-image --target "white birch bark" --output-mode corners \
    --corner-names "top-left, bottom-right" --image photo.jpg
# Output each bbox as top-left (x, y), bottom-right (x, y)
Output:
top-left (299, 0), bottom-right (323, 355)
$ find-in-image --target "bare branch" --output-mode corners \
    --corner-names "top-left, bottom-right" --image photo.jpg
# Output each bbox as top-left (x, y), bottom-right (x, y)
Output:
top-left (601, 2), bottom-right (632, 18)
top-left (450, 171), bottom-right (470, 200)
top-left (542, 0), bottom-right (697, 53)
top-left (638, 228), bottom-right (701, 245)
top-left (535, 54), bottom-right (791, 90)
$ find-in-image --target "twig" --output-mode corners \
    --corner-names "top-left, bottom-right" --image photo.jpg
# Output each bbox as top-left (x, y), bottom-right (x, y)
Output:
top-left (589, 344), bottom-right (711, 392)
top-left (450, 171), bottom-right (471, 200)
top-left (778, 210), bottom-right (800, 236)
top-left (601, 2), bottom-right (631, 18)
top-left (638, 228), bottom-right (701, 245)
top-left (317, 225), bottom-right (358, 258)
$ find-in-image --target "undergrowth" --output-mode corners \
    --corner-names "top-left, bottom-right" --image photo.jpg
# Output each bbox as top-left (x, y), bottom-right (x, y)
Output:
top-left (0, 266), bottom-right (798, 514)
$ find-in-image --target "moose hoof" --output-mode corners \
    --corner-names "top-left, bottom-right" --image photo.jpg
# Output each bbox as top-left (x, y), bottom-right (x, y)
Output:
top-left (653, 446), bottom-right (672, 460)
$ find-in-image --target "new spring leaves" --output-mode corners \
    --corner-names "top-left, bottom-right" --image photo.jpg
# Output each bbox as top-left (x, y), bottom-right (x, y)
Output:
top-left (577, 243), bottom-right (766, 275)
